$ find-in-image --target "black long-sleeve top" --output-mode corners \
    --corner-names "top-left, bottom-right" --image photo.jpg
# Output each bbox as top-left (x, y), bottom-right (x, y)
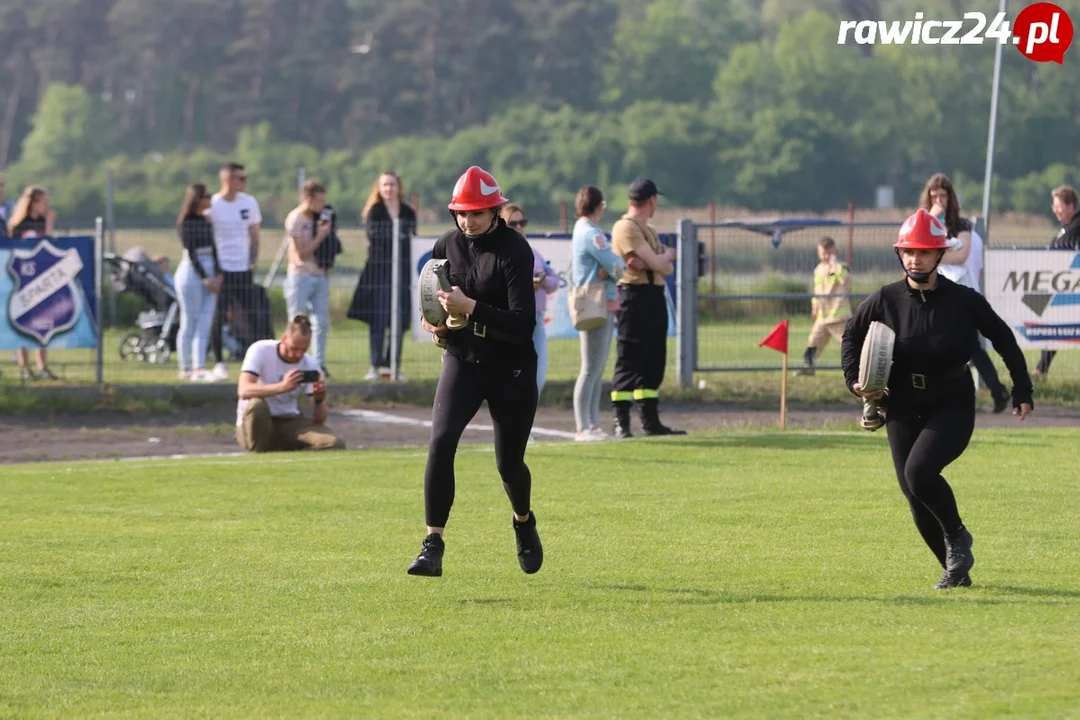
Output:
top-left (841, 277), bottom-right (1034, 411)
top-left (1049, 213), bottom-right (1080, 250)
top-left (179, 215), bottom-right (223, 279)
top-left (432, 217), bottom-right (537, 366)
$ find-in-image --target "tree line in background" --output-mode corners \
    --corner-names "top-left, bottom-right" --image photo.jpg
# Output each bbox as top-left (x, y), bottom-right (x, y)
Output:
top-left (1, 0), bottom-right (1078, 226)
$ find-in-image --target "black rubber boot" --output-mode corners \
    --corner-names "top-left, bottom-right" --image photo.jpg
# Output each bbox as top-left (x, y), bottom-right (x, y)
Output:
top-left (612, 400), bottom-right (633, 439)
top-left (797, 347), bottom-right (816, 376)
top-left (638, 398), bottom-right (687, 436)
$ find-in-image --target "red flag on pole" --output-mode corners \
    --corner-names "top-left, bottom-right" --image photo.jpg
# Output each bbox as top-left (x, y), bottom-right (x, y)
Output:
top-left (758, 320), bottom-right (789, 354)
top-left (758, 319), bottom-right (791, 429)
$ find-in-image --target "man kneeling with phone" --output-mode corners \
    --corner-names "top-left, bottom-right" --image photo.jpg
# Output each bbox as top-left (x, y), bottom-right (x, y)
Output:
top-left (235, 313), bottom-right (346, 452)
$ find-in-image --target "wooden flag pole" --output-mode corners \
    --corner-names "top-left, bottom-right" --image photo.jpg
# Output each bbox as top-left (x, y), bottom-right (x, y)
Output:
top-left (757, 319), bottom-right (791, 429)
top-left (780, 351), bottom-right (788, 429)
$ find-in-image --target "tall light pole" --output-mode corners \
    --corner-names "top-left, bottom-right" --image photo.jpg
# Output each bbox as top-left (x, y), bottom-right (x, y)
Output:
top-left (981, 0), bottom-right (1008, 241)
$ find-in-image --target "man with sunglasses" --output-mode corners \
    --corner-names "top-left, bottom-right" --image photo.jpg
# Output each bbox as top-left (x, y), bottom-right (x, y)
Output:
top-left (406, 166), bottom-right (543, 578)
top-left (207, 162), bottom-right (263, 376)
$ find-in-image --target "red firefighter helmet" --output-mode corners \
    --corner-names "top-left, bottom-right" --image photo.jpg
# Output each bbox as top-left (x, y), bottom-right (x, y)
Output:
top-left (894, 208), bottom-right (950, 250)
top-left (447, 166), bottom-right (509, 212)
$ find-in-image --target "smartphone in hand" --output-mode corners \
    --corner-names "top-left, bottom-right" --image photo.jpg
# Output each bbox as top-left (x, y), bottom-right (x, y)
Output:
top-left (301, 370), bottom-right (321, 383)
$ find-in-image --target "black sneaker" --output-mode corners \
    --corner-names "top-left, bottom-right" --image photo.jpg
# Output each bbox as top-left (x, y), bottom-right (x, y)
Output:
top-left (934, 569), bottom-right (973, 589)
top-left (944, 527), bottom-right (975, 576)
top-left (512, 512), bottom-right (543, 574)
top-left (407, 533), bottom-right (445, 577)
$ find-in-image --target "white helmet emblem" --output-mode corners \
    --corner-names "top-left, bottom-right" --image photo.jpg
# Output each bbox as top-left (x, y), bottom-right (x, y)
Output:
top-left (479, 179), bottom-right (499, 196)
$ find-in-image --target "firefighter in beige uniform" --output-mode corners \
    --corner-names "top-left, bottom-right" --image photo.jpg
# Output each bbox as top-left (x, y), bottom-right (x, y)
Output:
top-left (798, 236), bottom-right (851, 376)
top-left (609, 178), bottom-right (684, 437)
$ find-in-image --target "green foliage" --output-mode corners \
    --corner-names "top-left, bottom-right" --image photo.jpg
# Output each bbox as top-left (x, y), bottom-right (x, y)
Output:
top-left (2, 1), bottom-right (1079, 224)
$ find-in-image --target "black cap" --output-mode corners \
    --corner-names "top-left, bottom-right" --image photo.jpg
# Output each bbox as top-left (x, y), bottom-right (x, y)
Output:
top-left (628, 178), bottom-right (663, 202)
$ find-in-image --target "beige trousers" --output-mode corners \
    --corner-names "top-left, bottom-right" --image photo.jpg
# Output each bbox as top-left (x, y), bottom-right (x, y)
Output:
top-left (236, 398), bottom-right (346, 453)
top-left (807, 317), bottom-right (848, 355)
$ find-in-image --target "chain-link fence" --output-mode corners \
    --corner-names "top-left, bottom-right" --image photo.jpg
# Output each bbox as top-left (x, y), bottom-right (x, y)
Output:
top-left (686, 220), bottom-right (899, 375)
top-left (3, 213), bottom-right (1075, 389)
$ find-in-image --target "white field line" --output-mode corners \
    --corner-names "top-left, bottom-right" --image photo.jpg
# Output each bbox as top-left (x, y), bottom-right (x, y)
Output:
top-left (334, 408), bottom-right (579, 439)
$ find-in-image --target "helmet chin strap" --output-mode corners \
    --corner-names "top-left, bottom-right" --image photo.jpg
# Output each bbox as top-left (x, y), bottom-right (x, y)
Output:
top-left (896, 249), bottom-right (944, 284)
top-left (453, 211), bottom-right (499, 240)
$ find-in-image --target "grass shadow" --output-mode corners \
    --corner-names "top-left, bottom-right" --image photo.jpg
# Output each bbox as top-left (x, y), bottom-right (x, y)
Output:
top-left (584, 582), bottom-right (1071, 607)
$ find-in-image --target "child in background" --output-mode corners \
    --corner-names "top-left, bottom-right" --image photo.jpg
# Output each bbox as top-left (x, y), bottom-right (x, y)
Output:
top-left (797, 236), bottom-right (851, 376)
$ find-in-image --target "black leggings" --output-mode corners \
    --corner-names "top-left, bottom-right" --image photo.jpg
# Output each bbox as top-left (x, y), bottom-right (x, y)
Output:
top-left (424, 353), bottom-right (539, 528)
top-left (886, 403), bottom-right (975, 567)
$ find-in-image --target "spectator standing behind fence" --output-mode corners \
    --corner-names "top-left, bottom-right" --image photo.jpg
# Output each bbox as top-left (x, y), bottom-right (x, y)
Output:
top-left (570, 186), bottom-right (629, 441)
top-left (7, 185), bottom-right (57, 381)
top-left (797, 237), bottom-right (851, 376)
top-left (284, 180), bottom-right (333, 375)
top-left (927, 174), bottom-right (1011, 413)
top-left (610, 178), bottom-right (685, 437)
top-left (1033, 184), bottom-right (1080, 379)
top-left (348, 171), bottom-right (415, 381)
top-left (207, 162), bottom-right (262, 379)
top-left (175, 183), bottom-right (223, 382)
top-left (500, 204), bottom-right (558, 395)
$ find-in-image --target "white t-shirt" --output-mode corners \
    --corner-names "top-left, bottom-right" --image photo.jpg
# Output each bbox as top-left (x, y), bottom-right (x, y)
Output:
top-left (939, 229), bottom-right (984, 292)
top-left (208, 192), bottom-right (262, 272)
top-left (236, 339), bottom-right (320, 426)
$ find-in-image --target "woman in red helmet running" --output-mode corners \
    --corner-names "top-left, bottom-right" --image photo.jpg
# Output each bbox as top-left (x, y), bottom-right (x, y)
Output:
top-left (406, 166), bottom-right (542, 578)
top-left (840, 208), bottom-right (1033, 590)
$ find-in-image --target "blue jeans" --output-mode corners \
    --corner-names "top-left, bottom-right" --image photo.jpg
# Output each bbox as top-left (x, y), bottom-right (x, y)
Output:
top-left (573, 312), bottom-right (615, 432)
top-left (175, 256), bottom-right (218, 372)
top-left (534, 310), bottom-right (548, 395)
top-left (284, 272), bottom-right (330, 367)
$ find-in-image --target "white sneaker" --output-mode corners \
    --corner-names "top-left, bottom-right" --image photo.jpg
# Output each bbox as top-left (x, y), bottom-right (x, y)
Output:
top-left (590, 427), bottom-right (610, 438)
top-left (364, 367), bottom-right (379, 381)
top-left (190, 369), bottom-right (212, 383)
top-left (575, 430), bottom-right (604, 442)
top-left (212, 362), bottom-right (229, 380)
top-left (178, 370), bottom-right (191, 380)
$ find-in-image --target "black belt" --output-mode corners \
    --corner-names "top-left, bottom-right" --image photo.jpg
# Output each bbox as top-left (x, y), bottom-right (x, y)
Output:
top-left (467, 319), bottom-right (522, 344)
top-left (906, 365), bottom-right (969, 390)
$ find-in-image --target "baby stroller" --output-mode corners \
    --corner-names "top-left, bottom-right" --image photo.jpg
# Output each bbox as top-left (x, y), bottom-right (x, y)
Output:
top-left (104, 247), bottom-right (179, 364)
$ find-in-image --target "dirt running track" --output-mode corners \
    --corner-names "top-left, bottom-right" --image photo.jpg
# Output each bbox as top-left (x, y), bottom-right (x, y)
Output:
top-left (2, 403), bottom-right (1076, 464)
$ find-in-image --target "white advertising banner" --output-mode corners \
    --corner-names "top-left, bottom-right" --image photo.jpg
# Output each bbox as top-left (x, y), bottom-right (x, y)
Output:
top-left (984, 249), bottom-right (1080, 350)
top-left (408, 235), bottom-right (675, 342)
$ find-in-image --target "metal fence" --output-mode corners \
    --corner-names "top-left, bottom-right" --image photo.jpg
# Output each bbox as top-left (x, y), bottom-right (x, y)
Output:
top-left (5, 213), bottom-right (1075, 390)
top-left (673, 219), bottom-right (908, 382)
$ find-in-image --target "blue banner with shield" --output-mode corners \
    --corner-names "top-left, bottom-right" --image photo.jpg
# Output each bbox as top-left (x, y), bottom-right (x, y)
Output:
top-left (1, 236), bottom-right (99, 350)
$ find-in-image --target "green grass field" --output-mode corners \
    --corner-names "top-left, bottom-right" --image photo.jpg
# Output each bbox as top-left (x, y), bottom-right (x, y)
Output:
top-left (2, 429), bottom-right (1078, 717)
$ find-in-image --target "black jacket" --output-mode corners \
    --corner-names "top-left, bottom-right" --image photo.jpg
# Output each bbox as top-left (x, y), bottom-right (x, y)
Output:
top-left (433, 218), bottom-right (536, 366)
top-left (1050, 213), bottom-right (1080, 250)
top-left (347, 202), bottom-right (415, 329)
top-left (841, 276), bottom-right (1033, 411)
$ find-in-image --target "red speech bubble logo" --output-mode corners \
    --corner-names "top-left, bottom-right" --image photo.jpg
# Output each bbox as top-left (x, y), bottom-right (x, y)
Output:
top-left (1013, 2), bottom-right (1074, 63)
